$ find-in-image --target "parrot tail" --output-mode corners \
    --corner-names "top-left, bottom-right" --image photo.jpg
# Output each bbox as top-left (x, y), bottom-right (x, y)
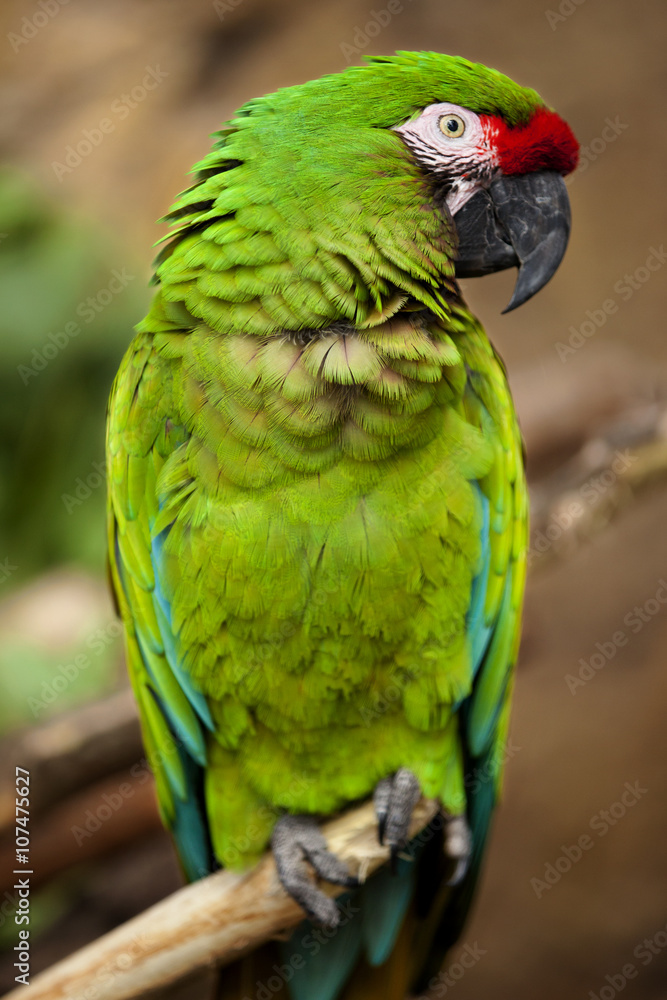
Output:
top-left (210, 813), bottom-right (483, 1000)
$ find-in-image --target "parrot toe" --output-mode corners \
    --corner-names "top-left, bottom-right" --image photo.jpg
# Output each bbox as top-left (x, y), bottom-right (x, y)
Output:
top-left (444, 814), bottom-right (472, 885)
top-left (373, 767), bottom-right (422, 866)
top-left (271, 814), bottom-right (359, 928)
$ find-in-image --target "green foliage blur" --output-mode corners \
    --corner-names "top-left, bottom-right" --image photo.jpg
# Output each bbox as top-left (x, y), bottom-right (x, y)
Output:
top-left (0, 166), bottom-right (149, 582)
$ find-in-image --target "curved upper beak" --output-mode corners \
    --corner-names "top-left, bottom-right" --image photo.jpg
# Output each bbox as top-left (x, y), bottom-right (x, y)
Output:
top-left (453, 170), bottom-right (571, 313)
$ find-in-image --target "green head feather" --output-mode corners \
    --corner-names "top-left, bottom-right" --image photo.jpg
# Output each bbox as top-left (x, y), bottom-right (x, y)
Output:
top-left (240, 51), bottom-right (544, 129)
top-left (152, 53), bottom-right (546, 337)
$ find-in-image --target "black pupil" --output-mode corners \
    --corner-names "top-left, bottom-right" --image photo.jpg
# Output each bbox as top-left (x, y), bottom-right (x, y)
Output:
top-left (447, 119), bottom-right (459, 132)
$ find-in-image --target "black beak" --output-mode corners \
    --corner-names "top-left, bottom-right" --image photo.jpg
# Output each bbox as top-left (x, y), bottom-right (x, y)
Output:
top-left (453, 170), bottom-right (571, 313)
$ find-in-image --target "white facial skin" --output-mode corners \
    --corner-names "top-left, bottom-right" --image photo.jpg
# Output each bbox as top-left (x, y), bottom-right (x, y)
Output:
top-left (394, 102), bottom-right (500, 215)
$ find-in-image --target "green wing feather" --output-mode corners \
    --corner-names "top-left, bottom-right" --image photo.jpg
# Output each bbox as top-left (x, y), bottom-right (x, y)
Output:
top-left (107, 341), bottom-right (216, 878)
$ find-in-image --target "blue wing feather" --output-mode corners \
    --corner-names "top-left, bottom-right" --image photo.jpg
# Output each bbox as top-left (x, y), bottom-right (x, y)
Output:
top-left (466, 486), bottom-right (495, 677)
top-left (151, 527), bottom-right (215, 731)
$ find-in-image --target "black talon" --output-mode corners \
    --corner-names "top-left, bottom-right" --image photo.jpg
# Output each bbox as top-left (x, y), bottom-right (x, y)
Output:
top-left (271, 815), bottom-right (358, 929)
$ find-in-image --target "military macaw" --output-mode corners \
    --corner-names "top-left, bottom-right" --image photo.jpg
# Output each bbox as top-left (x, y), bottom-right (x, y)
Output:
top-left (106, 51), bottom-right (578, 1000)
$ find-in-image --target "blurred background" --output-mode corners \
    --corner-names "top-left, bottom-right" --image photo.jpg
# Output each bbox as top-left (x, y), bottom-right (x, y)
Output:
top-left (0, 0), bottom-right (665, 997)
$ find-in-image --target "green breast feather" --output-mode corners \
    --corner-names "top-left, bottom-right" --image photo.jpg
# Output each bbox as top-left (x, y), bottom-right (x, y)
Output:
top-left (108, 294), bottom-right (525, 862)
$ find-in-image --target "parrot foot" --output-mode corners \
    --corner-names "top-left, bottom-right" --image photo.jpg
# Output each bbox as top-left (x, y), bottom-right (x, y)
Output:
top-left (271, 814), bottom-right (359, 929)
top-left (373, 767), bottom-right (421, 866)
top-left (444, 814), bottom-right (472, 885)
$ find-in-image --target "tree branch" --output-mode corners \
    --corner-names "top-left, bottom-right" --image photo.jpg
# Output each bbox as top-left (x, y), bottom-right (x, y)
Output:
top-left (5, 798), bottom-right (440, 1000)
top-left (528, 399), bottom-right (667, 567)
top-left (0, 768), bottom-right (161, 898)
top-left (0, 688), bottom-right (141, 834)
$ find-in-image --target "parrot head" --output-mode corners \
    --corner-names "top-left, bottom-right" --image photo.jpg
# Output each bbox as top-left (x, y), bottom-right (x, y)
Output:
top-left (394, 92), bottom-right (578, 311)
top-left (334, 52), bottom-right (579, 312)
top-left (164, 51), bottom-right (579, 326)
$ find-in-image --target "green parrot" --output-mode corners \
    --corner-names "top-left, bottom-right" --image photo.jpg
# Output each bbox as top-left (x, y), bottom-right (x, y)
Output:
top-left (106, 52), bottom-right (578, 1000)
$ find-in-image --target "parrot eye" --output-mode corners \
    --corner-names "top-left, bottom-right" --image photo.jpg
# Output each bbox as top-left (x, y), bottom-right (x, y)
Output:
top-left (439, 114), bottom-right (466, 138)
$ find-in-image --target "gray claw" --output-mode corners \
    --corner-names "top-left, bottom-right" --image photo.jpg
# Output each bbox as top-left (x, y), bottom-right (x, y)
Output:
top-left (373, 777), bottom-right (393, 844)
top-left (373, 768), bottom-right (421, 856)
top-left (271, 815), bottom-right (358, 928)
top-left (444, 814), bottom-right (472, 885)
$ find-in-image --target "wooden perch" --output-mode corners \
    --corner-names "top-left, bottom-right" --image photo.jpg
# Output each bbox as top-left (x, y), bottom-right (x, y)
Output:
top-left (5, 798), bottom-right (440, 1000)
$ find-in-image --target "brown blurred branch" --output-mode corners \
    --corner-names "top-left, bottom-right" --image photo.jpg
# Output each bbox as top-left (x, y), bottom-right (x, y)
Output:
top-left (511, 347), bottom-right (667, 477)
top-left (0, 688), bottom-right (141, 833)
top-left (529, 400), bottom-right (667, 567)
top-left (4, 798), bottom-right (440, 1000)
top-left (0, 768), bottom-right (161, 897)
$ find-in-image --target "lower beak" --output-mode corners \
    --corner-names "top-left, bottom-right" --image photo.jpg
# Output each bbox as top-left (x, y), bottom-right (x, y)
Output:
top-left (453, 170), bottom-right (572, 313)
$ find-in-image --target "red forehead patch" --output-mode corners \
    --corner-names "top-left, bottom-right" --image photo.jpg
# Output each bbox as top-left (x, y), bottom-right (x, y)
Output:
top-left (481, 106), bottom-right (579, 176)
